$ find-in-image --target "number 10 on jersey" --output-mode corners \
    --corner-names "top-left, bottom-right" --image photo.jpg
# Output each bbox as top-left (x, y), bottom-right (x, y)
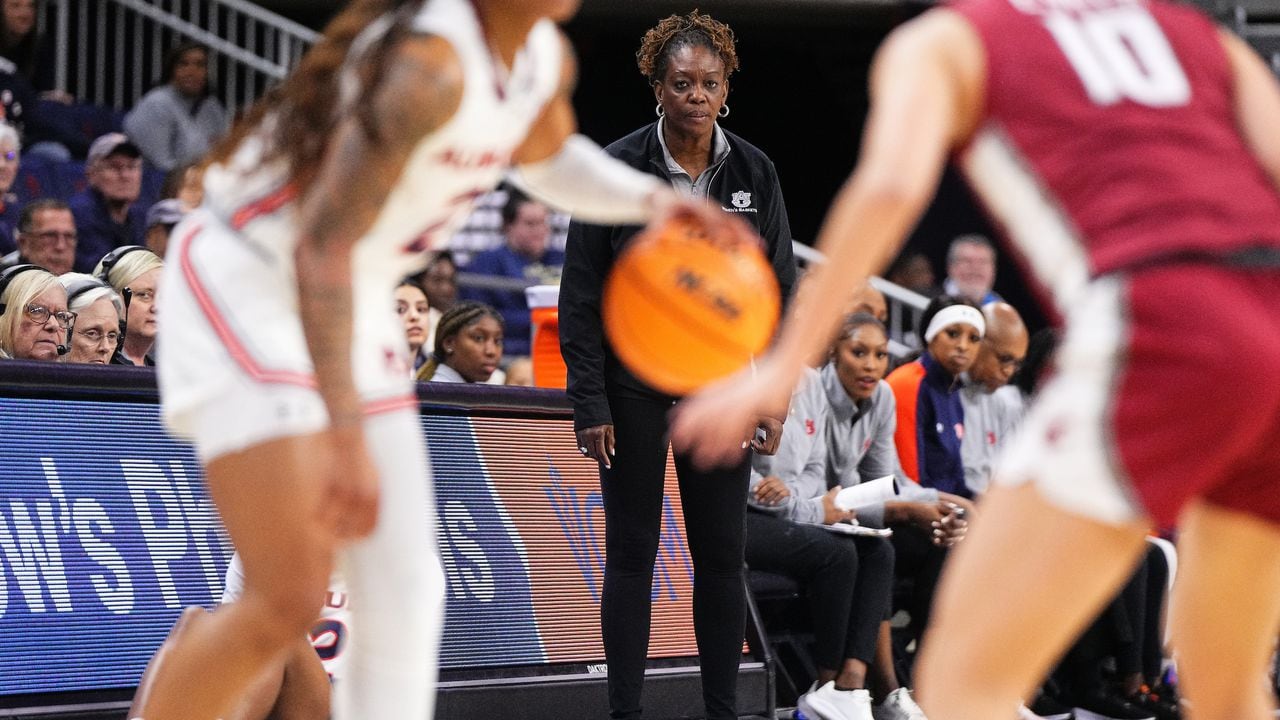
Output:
top-left (1044, 5), bottom-right (1191, 108)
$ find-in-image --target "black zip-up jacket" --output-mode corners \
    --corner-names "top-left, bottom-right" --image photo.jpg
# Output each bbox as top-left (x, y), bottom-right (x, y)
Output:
top-left (559, 122), bottom-right (798, 431)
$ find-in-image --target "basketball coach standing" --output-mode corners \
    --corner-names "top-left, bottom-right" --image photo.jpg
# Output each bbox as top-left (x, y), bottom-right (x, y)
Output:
top-left (557, 12), bottom-right (797, 720)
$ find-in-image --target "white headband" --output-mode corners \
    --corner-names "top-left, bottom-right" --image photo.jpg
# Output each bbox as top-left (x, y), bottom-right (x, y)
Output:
top-left (924, 305), bottom-right (985, 343)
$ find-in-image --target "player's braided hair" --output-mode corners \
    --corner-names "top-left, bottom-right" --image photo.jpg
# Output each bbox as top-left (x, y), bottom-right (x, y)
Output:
top-left (416, 301), bottom-right (504, 382)
top-left (211, 0), bottom-right (425, 195)
top-left (636, 10), bottom-right (739, 84)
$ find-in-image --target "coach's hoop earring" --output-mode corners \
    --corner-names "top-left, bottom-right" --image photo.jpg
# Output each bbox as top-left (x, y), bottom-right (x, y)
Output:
top-left (655, 104), bottom-right (665, 117)
top-left (718, 104), bottom-right (730, 118)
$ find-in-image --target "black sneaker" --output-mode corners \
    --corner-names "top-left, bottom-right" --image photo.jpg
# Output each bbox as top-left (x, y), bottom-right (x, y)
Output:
top-left (1126, 688), bottom-right (1180, 720)
top-left (1071, 690), bottom-right (1155, 720)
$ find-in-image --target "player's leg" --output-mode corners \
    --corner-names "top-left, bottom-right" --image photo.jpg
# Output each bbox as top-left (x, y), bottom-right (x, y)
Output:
top-left (333, 408), bottom-right (444, 720)
top-left (222, 660), bottom-right (286, 720)
top-left (130, 432), bottom-right (338, 720)
top-left (128, 608), bottom-right (214, 718)
top-left (915, 483), bottom-right (1150, 720)
top-left (264, 636), bottom-right (332, 720)
top-left (1170, 501), bottom-right (1280, 719)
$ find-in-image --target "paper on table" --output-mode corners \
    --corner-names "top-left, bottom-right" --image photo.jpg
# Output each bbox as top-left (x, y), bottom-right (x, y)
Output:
top-left (834, 475), bottom-right (898, 511)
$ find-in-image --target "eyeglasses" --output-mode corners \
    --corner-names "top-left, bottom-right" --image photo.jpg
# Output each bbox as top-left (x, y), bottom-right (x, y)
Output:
top-left (76, 328), bottom-right (120, 346)
top-left (126, 288), bottom-right (156, 303)
top-left (981, 339), bottom-right (1024, 371)
top-left (31, 230), bottom-right (77, 244)
top-left (100, 160), bottom-right (142, 175)
top-left (24, 303), bottom-right (76, 329)
top-left (1, 150), bottom-right (17, 162)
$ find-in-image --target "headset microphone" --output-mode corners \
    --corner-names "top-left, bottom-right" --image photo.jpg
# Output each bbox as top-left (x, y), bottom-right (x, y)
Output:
top-left (56, 342), bottom-right (69, 356)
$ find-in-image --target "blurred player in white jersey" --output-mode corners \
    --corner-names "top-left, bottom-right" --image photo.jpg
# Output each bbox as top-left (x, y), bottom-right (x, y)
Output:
top-left (128, 0), bottom-right (742, 718)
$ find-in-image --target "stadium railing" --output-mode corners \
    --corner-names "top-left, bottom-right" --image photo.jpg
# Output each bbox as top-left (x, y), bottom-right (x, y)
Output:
top-left (41, 0), bottom-right (317, 115)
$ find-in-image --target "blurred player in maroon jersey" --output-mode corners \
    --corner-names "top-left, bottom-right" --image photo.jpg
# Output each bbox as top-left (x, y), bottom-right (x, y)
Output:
top-left (670, 1), bottom-right (1280, 718)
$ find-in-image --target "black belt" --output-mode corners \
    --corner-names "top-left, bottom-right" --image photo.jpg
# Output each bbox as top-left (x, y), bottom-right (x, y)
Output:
top-left (1106, 245), bottom-right (1280, 275)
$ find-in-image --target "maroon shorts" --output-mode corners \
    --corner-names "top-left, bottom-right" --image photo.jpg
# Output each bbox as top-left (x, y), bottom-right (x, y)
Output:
top-left (998, 263), bottom-right (1280, 529)
top-left (1113, 263), bottom-right (1280, 527)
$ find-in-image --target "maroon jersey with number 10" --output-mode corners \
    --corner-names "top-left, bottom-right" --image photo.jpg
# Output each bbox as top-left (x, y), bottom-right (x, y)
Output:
top-left (951, 0), bottom-right (1280, 308)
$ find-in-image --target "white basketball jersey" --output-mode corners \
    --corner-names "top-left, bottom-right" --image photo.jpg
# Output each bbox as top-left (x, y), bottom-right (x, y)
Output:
top-left (201, 0), bottom-right (563, 280)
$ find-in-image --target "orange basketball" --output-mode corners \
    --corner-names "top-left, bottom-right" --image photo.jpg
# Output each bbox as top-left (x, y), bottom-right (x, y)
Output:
top-left (603, 215), bottom-right (780, 395)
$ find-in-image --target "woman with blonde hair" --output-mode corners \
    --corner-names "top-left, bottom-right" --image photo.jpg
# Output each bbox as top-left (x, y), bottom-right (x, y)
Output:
top-left (0, 264), bottom-right (73, 361)
top-left (93, 245), bottom-right (162, 366)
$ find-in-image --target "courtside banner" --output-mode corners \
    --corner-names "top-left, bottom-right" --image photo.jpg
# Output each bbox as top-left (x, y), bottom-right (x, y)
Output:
top-left (0, 394), bottom-right (699, 696)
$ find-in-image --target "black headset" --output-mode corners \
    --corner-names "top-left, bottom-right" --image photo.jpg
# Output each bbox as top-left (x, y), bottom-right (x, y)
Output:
top-left (0, 263), bottom-right (70, 355)
top-left (65, 276), bottom-right (113, 306)
top-left (95, 245), bottom-right (151, 357)
top-left (95, 245), bottom-right (149, 284)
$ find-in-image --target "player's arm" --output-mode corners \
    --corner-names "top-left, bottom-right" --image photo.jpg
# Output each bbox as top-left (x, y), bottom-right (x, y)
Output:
top-left (1220, 28), bottom-right (1280, 191)
top-left (296, 36), bottom-right (460, 426)
top-left (509, 32), bottom-right (668, 225)
top-left (765, 11), bottom-right (983, 382)
top-left (670, 10), bottom-right (985, 466)
top-left (294, 36), bottom-right (461, 533)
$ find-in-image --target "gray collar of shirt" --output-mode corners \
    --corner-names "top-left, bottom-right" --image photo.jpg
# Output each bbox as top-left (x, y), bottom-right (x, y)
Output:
top-left (655, 117), bottom-right (730, 198)
top-left (431, 363), bottom-right (467, 383)
top-left (822, 363), bottom-right (872, 425)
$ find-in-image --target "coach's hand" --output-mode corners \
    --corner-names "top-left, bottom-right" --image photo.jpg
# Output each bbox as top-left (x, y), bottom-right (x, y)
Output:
top-left (320, 425), bottom-right (380, 540)
top-left (577, 424), bottom-right (615, 469)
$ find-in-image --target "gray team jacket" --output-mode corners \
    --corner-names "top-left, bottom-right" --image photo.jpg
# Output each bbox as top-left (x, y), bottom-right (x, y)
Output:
top-left (750, 365), bottom-right (939, 527)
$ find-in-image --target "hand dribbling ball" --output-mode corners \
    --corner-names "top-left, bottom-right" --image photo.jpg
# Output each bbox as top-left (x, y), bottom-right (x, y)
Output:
top-left (603, 214), bottom-right (780, 395)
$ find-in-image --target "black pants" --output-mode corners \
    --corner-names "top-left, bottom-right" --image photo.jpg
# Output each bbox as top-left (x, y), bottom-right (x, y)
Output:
top-left (890, 524), bottom-right (948, 641)
top-left (600, 394), bottom-right (750, 720)
top-left (745, 511), bottom-right (895, 670)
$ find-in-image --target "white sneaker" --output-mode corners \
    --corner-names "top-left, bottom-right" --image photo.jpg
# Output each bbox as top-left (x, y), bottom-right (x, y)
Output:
top-left (798, 681), bottom-right (875, 720)
top-left (873, 687), bottom-right (929, 720)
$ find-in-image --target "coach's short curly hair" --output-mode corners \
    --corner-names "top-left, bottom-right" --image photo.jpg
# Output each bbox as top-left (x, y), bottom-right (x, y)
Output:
top-left (636, 10), bottom-right (739, 83)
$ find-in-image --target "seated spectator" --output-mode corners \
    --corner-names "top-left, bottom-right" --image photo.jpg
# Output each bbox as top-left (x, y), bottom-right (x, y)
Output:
top-left (58, 272), bottom-right (122, 364)
top-left (0, 0), bottom-right (58, 97)
top-left (0, 122), bottom-right (20, 254)
top-left (942, 235), bottom-right (1001, 305)
top-left (747, 361), bottom-right (899, 720)
top-left (503, 356), bottom-right (534, 387)
top-left (886, 252), bottom-right (937, 298)
top-left (93, 245), bottom-right (161, 366)
top-left (887, 296), bottom-right (984, 499)
top-left (143, 199), bottom-right (186, 258)
top-left (2, 198), bottom-right (75, 274)
top-left (823, 313), bottom-right (972, 694)
top-left (958, 302), bottom-right (1028, 496)
top-left (160, 160), bottom-right (205, 211)
top-left (124, 42), bottom-right (229, 172)
top-left (415, 301), bottom-right (503, 383)
top-left (848, 281), bottom-right (888, 324)
top-left (71, 133), bottom-right (149, 272)
top-left (395, 279), bottom-right (431, 372)
top-left (0, 263), bottom-right (71, 360)
top-left (461, 188), bottom-right (562, 356)
top-left (410, 250), bottom-right (457, 351)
